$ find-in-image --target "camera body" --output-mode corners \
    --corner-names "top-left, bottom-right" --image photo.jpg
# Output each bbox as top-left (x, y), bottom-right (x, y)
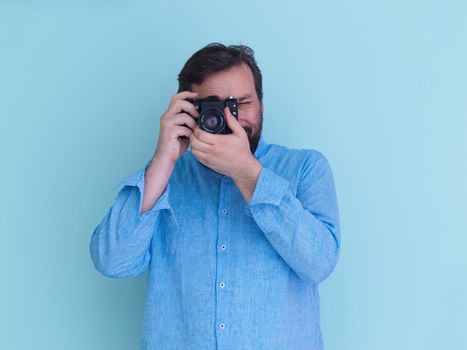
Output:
top-left (189, 95), bottom-right (238, 134)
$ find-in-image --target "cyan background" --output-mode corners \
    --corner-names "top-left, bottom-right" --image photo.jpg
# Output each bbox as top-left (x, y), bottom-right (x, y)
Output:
top-left (1, 1), bottom-right (465, 349)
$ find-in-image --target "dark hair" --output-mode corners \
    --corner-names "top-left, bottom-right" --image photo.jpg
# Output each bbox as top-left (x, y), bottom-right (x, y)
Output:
top-left (177, 42), bottom-right (263, 102)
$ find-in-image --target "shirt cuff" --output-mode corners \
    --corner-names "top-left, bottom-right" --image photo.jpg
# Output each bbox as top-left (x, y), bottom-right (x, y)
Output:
top-left (113, 159), bottom-right (172, 217)
top-left (249, 166), bottom-right (290, 206)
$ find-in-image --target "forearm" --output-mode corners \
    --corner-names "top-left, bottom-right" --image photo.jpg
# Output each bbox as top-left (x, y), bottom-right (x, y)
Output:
top-left (89, 186), bottom-right (159, 278)
top-left (141, 153), bottom-right (176, 214)
top-left (250, 190), bottom-right (340, 284)
top-left (90, 155), bottom-right (175, 278)
top-left (232, 156), bottom-right (263, 204)
top-left (247, 160), bottom-right (341, 284)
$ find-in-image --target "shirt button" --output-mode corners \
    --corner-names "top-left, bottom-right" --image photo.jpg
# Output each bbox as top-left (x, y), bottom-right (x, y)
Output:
top-left (219, 323), bottom-right (225, 329)
top-left (222, 208), bottom-right (228, 214)
top-left (221, 244), bottom-right (227, 251)
top-left (219, 282), bottom-right (225, 288)
top-left (223, 176), bottom-right (229, 182)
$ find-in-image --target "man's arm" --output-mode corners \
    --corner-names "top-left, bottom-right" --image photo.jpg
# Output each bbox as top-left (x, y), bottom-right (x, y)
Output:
top-left (232, 156), bottom-right (263, 204)
top-left (89, 156), bottom-right (175, 278)
top-left (141, 154), bottom-right (176, 214)
top-left (89, 90), bottom-right (200, 279)
top-left (236, 151), bottom-right (341, 285)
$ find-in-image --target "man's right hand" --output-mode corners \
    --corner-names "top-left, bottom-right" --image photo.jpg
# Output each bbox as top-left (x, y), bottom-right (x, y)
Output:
top-left (154, 91), bottom-right (200, 163)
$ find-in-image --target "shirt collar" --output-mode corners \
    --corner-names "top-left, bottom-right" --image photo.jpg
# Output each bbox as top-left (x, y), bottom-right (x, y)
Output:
top-left (254, 134), bottom-right (267, 159)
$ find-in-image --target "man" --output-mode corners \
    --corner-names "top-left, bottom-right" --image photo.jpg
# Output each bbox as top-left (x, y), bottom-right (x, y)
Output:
top-left (90, 42), bottom-right (341, 350)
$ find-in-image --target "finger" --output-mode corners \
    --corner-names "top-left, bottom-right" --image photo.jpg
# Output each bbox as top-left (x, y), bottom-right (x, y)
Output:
top-left (193, 125), bottom-right (219, 145)
top-left (191, 147), bottom-right (209, 163)
top-left (172, 125), bottom-right (193, 139)
top-left (170, 90), bottom-right (198, 104)
top-left (171, 113), bottom-right (197, 131)
top-left (189, 133), bottom-right (212, 153)
top-left (166, 99), bottom-right (200, 119)
top-left (224, 106), bottom-right (243, 134)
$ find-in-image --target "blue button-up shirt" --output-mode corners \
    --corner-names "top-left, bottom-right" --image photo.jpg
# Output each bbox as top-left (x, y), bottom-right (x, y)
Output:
top-left (89, 135), bottom-right (341, 349)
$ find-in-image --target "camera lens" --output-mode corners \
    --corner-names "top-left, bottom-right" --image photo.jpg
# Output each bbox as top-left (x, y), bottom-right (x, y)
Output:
top-left (206, 114), bottom-right (219, 129)
top-left (199, 107), bottom-right (225, 134)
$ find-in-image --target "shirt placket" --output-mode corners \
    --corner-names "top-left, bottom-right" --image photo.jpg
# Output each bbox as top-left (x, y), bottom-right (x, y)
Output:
top-left (215, 175), bottom-right (232, 348)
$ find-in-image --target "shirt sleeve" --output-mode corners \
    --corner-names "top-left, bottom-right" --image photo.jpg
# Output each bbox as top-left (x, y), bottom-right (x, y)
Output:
top-left (89, 159), bottom-right (174, 278)
top-left (248, 151), bottom-right (341, 284)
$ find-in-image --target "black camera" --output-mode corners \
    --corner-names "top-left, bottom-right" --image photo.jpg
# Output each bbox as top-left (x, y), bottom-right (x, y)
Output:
top-left (189, 95), bottom-right (238, 134)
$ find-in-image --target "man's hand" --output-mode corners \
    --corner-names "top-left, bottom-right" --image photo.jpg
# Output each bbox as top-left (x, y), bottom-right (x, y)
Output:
top-left (141, 91), bottom-right (200, 214)
top-left (155, 91), bottom-right (200, 164)
top-left (189, 106), bottom-right (263, 203)
top-left (189, 106), bottom-right (260, 183)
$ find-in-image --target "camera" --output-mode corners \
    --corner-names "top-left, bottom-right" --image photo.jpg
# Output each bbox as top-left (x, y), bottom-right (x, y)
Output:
top-left (189, 95), bottom-right (238, 134)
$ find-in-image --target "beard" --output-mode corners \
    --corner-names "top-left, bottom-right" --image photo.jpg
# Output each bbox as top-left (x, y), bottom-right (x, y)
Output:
top-left (241, 111), bottom-right (263, 155)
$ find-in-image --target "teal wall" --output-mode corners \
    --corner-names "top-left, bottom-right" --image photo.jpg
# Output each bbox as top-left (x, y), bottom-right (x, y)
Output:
top-left (1, 1), bottom-right (465, 349)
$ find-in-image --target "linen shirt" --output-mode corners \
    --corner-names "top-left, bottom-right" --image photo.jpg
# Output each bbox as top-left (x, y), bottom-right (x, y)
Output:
top-left (89, 135), bottom-right (341, 349)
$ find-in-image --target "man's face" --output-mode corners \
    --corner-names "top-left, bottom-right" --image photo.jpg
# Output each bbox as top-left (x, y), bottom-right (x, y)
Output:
top-left (191, 63), bottom-right (264, 154)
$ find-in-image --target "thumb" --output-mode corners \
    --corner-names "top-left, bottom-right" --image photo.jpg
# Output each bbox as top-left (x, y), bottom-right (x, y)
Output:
top-left (224, 107), bottom-right (243, 134)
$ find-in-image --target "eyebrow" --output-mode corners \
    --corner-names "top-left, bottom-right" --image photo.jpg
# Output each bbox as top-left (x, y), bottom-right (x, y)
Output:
top-left (237, 94), bottom-right (253, 102)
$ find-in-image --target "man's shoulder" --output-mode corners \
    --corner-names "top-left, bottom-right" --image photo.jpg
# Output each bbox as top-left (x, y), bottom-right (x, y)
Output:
top-left (263, 141), bottom-right (327, 165)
